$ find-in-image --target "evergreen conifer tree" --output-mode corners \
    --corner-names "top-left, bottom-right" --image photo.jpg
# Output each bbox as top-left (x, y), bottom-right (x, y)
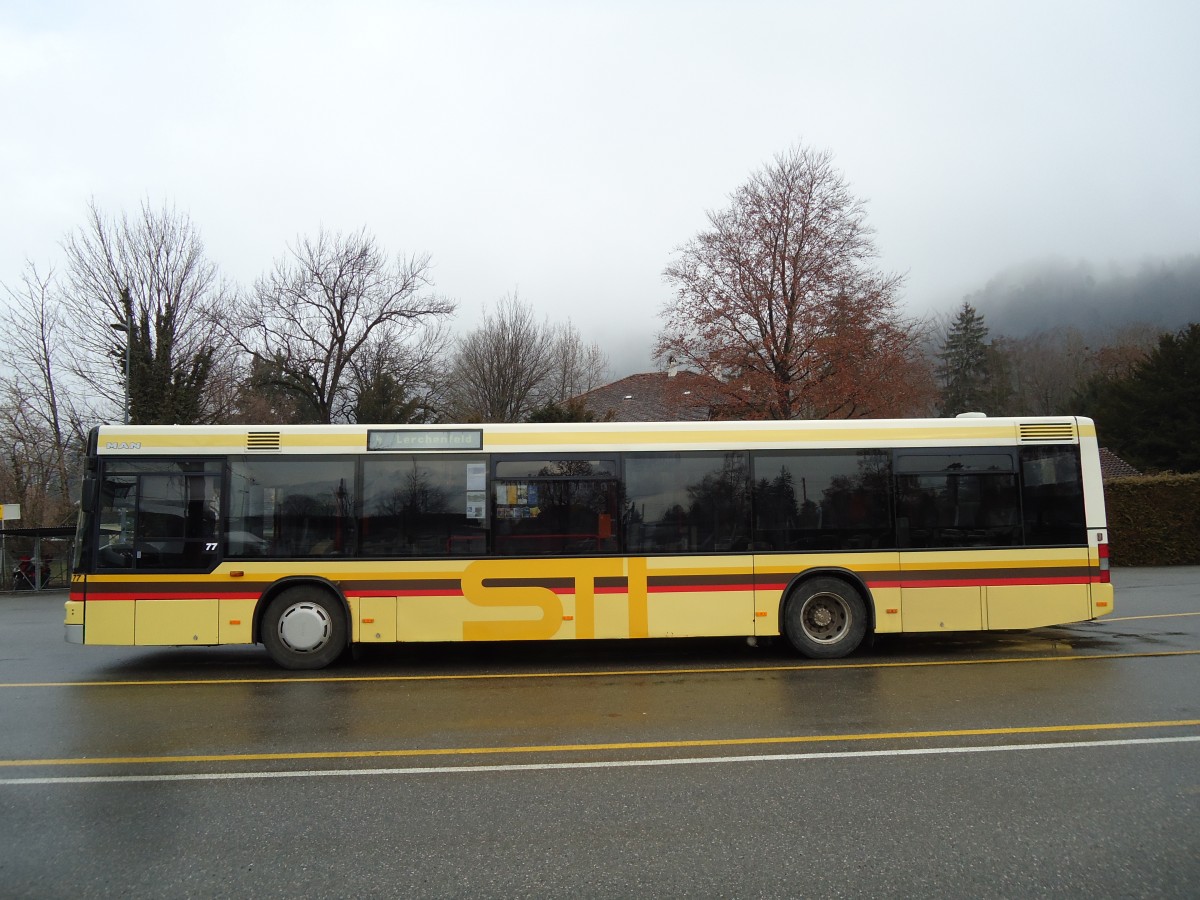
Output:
top-left (937, 302), bottom-right (993, 415)
top-left (1079, 323), bottom-right (1200, 472)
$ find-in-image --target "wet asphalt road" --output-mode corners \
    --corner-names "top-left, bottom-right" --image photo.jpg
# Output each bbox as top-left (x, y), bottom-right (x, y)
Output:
top-left (1, 568), bottom-right (1198, 898)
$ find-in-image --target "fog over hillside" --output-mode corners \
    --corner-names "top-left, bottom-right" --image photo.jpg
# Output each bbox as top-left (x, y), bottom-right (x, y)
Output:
top-left (957, 254), bottom-right (1200, 339)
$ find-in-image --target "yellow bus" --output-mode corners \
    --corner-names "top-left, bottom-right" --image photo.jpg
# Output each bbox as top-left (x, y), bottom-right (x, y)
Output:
top-left (66, 416), bottom-right (1113, 669)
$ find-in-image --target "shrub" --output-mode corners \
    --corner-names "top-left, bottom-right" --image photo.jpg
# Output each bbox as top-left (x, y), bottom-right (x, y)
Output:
top-left (1104, 473), bottom-right (1200, 566)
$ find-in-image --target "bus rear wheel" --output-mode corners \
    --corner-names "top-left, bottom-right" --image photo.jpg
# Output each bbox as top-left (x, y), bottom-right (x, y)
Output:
top-left (261, 587), bottom-right (347, 670)
top-left (782, 577), bottom-right (868, 659)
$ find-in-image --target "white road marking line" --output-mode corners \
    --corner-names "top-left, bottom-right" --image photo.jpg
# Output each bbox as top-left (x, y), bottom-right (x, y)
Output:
top-left (2, 734), bottom-right (1197, 786)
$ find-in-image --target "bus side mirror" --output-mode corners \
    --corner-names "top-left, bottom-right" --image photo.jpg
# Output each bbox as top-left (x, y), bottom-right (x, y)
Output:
top-left (80, 478), bottom-right (96, 513)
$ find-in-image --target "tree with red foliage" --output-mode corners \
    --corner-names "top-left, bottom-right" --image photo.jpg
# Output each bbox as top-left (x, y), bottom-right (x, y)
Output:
top-left (657, 144), bottom-right (933, 420)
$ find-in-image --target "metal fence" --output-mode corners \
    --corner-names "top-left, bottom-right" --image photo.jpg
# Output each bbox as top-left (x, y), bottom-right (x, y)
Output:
top-left (1, 530), bottom-right (74, 593)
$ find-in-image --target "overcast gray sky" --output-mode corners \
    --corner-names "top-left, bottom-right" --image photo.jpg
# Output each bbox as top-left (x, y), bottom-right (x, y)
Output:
top-left (2, 0), bottom-right (1197, 376)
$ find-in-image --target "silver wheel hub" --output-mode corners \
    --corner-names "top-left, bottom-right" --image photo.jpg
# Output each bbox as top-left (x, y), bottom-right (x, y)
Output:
top-left (801, 592), bottom-right (849, 643)
top-left (277, 602), bottom-right (332, 653)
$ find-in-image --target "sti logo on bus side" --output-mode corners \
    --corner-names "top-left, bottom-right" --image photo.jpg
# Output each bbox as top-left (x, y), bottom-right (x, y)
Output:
top-left (460, 558), bottom-right (650, 641)
top-left (105, 441), bottom-right (142, 450)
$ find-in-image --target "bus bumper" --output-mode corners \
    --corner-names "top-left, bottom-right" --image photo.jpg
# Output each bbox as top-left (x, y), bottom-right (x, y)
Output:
top-left (64, 600), bottom-right (84, 644)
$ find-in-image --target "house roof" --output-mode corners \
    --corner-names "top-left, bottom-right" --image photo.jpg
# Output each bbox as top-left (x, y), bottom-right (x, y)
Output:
top-left (575, 371), bottom-right (717, 422)
top-left (1099, 447), bottom-right (1141, 479)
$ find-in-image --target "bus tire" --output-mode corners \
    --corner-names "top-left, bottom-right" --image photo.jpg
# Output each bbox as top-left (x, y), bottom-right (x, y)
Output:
top-left (261, 586), bottom-right (347, 670)
top-left (782, 576), bottom-right (868, 659)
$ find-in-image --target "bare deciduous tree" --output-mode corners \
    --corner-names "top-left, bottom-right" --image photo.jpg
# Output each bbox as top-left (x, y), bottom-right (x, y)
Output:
top-left (542, 321), bottom-right (610, 406)
top-left (1002, 328), bottom-right (1093, 415)
top-left (442, 296), bottom-right (608, 422)
top-left (349, 328), bottom-right (450, 424)
top-left (443, 295), bottom-right (555, 422)
top-left (0, 262), bottom-right (84, 525)
top-left (60, 199), bottom-right (232, 424)
top-left (972, 323), bottom-right (1160, 416)
top-left (233, 228), bottom-right (454, 424)
top-left (657, 144), bottom-right (933, 419)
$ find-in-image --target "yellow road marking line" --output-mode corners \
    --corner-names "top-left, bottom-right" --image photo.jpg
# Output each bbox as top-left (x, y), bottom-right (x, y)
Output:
top-left (3, 648), bottom-right (1198, 690)
top-left (1105, 612), bottom-right (1200, 622)
top-left (7, 737), bottom-right (1200, 786)
top-left (2, 719), bottom-right (1198, 769)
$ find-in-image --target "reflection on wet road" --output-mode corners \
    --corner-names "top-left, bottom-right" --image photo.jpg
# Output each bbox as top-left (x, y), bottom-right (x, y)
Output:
top-left (1, 568), bottom-right (1198, 897)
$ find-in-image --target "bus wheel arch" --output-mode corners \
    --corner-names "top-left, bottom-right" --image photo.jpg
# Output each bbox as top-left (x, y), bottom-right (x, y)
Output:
top-left (779, 570), bottom-right (872, 659)
top-left (256, 578), bottom-right (349, 670)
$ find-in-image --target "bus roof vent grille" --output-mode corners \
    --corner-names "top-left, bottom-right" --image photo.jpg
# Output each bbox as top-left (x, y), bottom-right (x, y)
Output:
top-left (246, 431), bottom-right (282, 452)
top-left (1019, 422), bottom-right (1076, 442)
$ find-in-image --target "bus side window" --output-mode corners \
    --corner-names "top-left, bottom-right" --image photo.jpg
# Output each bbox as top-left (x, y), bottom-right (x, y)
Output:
top-left (360, 455), bottom-right (486, 558)
top-left (1020, 446), bottom-right (1086, 546)
top-left (752, 450), bottom-right (892, 551)
top-left (228, 458), bottom-right (355, 559)
top-left (625, 452), bottom-right (750, 554)
top-left (490, 458), bottom-right (621, 556)
top-left (894, 450), bottom-right (1022, 549)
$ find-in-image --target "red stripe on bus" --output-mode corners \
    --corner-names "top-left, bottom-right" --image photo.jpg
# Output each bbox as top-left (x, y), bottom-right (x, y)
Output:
top-left (80, 592), bottom-right (263, 602)
top-left (369, 589), bottom-right (463, 598)
top-left (647, 583), bottom-right (757, 594)
top-left (866, 576), bottom-right (1088, 589)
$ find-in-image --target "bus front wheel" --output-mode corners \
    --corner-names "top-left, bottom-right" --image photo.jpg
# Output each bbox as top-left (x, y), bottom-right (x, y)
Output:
top-left (261, 587), bottom-right (347, 670)
top-left (782, 577), bottom-right (868, 659)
